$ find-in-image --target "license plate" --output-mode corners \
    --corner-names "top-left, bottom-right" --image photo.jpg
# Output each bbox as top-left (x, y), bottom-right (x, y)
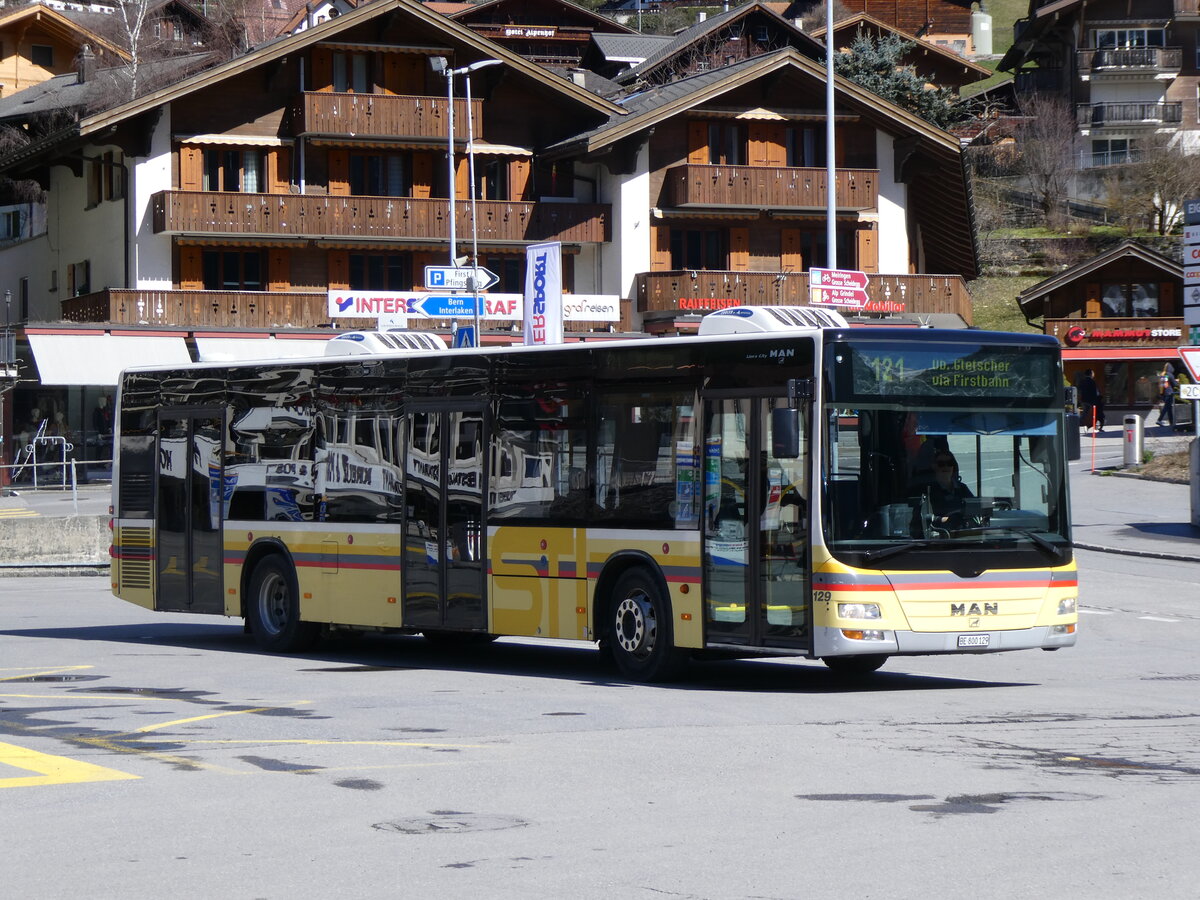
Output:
top-left (957, 634), bottom-right (990, 648)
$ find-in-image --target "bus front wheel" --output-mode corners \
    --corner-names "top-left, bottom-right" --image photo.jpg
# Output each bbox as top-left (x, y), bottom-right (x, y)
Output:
top-left (607, 568), bottom-right (687, 682)
top-left (247, 556), bottom-right (318, 653)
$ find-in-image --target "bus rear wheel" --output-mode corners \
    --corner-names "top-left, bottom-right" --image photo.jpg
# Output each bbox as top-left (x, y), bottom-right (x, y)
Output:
top-left (822, 654), bottom-right (888, 676)
top-left (247, 556), bottom-right (318, 653)
top-left (607, 568), bottom-right (687, 682)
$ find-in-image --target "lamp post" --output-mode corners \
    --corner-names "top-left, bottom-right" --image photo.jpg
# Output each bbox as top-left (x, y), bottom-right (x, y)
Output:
top-left (429, 56), bottom-right (502, 348)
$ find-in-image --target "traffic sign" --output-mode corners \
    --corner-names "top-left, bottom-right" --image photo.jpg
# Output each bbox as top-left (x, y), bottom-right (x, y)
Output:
top-left (1184, 225), bottom-right (1200, 244)
top-left (1178, 346), bottom-right (1200, 382)
top-left (1181, 383), bottom-right (1200, 401)
top-left (409, 294), bottom-right (482, 318)
top-left (809, 267), bottom-right (869, 308)
top-left (425, 265), bottom-right (499, 291)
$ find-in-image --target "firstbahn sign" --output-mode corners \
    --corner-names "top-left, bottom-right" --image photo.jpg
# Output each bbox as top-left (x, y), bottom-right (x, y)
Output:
top-left (424, 266), bottom-right (500, 291)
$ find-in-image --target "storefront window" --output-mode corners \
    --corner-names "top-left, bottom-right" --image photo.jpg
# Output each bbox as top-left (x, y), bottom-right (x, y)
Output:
top-left (1099, 282), bottom-right (1159, 317)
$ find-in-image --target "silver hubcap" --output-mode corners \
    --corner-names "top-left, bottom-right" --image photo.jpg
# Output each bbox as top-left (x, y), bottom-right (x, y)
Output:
top-left (615, 592), bottom-right (657, 659)
top-left (257, 572), bottom-right (289, 635)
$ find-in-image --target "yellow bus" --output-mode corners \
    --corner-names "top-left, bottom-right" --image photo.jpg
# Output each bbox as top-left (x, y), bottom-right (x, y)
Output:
top-left (111, 307), bottom-right (1077, 681)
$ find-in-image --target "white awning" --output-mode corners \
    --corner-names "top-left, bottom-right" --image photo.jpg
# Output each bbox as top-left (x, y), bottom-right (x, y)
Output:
top-left (194, 337), bottom-right (330, 362)
top-left (28, 334), bottom-right (192, 386)
top-left (176, 134), bottom-right (293, 147)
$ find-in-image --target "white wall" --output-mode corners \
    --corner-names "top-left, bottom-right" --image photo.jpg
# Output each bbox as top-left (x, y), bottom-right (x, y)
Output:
top-left (598, 141), bottom-right (650, 325)
top-left (47, 149), bottom-right (126, 297)
top-left (132, 106), bottom-right (173, 289)
top-left (0, 233), bottom-right (52, 323)
top-left (875, 130), bottom-right (909, 273)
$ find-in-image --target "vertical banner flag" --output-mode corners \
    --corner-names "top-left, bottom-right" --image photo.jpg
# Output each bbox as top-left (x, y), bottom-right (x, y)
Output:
top-left (523, 241), bottom-right (563, 345)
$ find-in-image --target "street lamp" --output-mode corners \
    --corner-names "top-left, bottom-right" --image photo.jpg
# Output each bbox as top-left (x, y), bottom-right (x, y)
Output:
top-left (429, 56), bottom-right (502, 348)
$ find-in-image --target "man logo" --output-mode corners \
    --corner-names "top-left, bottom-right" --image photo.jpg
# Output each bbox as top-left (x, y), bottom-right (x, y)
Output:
top-left (950, 602), bottom-right (998, 616)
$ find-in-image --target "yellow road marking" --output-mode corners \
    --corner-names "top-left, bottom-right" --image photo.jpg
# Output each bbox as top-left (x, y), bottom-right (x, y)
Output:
top-left (126, 738), bottom-right (488, 749)
top-left (128, 706), bottom-right (286, 734)
top-left (0, 509), bottom-right (39, 519)
top-left (0, 665), bottom-right (93, 682)
top-left (0, 740), bottom-right (138, 789)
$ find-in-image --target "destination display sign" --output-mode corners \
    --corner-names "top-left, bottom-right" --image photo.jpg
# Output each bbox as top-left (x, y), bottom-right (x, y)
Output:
top-left (840, 343), bottom-right (1057, 400)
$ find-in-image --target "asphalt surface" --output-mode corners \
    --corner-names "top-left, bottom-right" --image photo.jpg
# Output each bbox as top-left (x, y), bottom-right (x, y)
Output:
top-left (2, 427), bottom-right (1198, 563)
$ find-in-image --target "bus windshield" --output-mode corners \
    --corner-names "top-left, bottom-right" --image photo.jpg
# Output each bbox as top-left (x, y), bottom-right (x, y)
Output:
top-left (822, 339), bottom-right (1070, 569)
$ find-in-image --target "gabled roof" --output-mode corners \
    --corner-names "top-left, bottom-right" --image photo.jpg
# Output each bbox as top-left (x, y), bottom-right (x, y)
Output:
top-left (446, 0), bottom-right (637, 35)
top-left (545, 47), bottom-right (978, 277)
top-left (589, 32), bottom-right (673, 66)
top-left (614, 1), bottom-right (824, 85)
top-left (80, 0), bottom-right (621, 136)
top-left (0, 0), bottom-right (623, 177)
top-left (1017, 240), bottom-right (1183, 318)
top-left (0, 4), bottom-right (130, 62)
top-left (811, 12), bottom-right (991, 86)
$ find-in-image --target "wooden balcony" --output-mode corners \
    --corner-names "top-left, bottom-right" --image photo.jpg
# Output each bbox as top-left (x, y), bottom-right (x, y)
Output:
top-left (1077, 101), bottom-right (1183, 127)
top-left (663, 165), bottom-right (877, 210)
top-left (62, 289), bottom-right (352, 329)
top-left (637, 271), bottom-right (973, 324)
top-left (1077, 47), bottom-right (1182, 77)
top-left (60, 288), bottom-right (626, 333)
top-left (292, 92), bottom-right (479, 140)
top-left (152, 191), bottom-right (611, 244)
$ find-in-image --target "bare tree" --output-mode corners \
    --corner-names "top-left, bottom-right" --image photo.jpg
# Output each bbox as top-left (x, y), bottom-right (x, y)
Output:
top-left (1130, 132), bottom-right (1200, 234)
top-left (1012, 94), bottom-right (1078, 229)
top-left (798, 0), bottom-right (852, 34)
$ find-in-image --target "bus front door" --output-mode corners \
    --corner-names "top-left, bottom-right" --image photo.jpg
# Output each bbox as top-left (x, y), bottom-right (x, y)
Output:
top-left (155, 410), bottom-right (225, 614)
top-left (702, 396), bottom-right (810, 650)
top-left (402, 407), bottom-right (487, 633)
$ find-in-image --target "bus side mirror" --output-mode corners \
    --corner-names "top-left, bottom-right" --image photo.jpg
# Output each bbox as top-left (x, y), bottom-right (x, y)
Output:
top-left (771, 407), bottom-right (801, 459)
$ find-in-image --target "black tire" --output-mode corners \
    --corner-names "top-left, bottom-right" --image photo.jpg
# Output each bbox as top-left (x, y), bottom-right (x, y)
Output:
top-left (822, 654), bottom-right (888, 677)
top-left (607, 568), bottom-right (687, 682)
top-left (246, 555), bottom-right (318, 652)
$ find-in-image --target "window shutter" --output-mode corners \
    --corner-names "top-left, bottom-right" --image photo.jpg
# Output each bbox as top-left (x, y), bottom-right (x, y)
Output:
top-left (311, 48), bottom-right (333, 92)
top-left (1085, 283), bottom-right (1101, 318)
top-left (510, 158), bottom-right (531, 201)
top-left (327, 250), bottom-right (349, 288)
top-left (729, 227), bottom-right (750, 271)
top-left (411, 151), bottom-right (433, 199)
top-left (1161, 280), bottom-right (1175, 313)
top-left (179, 245), bottom-right (203, 289)
top-left (328, 150), bottom-right (349, 195)
top-left (268, 247), bottom-right (291, 291)
top-left (651, 224), bottom-right (671, 270)
top-left (179, 145), bottom-right (202, 191)
top-left (781, 228), bottom-right (803, 272)
top-left (268, 148), bottom-right (291, 194)
top-left (687, 121), bottom-right (708, 165)
top-left (856, 225), bottom-right (878, 274)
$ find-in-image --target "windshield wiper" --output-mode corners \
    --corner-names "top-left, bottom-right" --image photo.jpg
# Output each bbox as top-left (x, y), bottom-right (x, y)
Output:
top-left (863, 540), bottom-right (937, 563)
top-left (1005, 528), bottom-right (1068, 560)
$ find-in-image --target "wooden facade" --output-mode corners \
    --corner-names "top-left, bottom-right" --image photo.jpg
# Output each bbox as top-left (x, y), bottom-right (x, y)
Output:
top-left (663, 164), bottom-right (878, 210)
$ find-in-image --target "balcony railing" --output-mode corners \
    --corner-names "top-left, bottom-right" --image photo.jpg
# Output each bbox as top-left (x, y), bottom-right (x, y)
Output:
top-left (1077, 47), bottom-right (1182, 76)
top-left (1014, 68), bottom-right (1064, 94)
top-left (62, 289), bottom-right (347, 329)
top-left (1077, 101), bottom-right (1183, 127)
top-left (60, 288), bottom-right (624, 333)
top-left (292, 92), bottom-right (479, 139)
top-left (152, 191), bottom-right (611, 243)
top-left (663, 165), bottom-right (877, 210)
top-left (637, 271), bottom-right (973, 324)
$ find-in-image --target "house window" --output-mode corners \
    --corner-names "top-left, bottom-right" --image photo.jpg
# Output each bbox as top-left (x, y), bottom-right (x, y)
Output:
top-left (203, 149), bottom-right (263, 192)
top-left (30, 45), bottom-right (53, 67)
top-left (1093, 28), bottom-right (1165, 49)
top-left (68, 260), bottom-right (91, 296)
top-left (479, 255), bottom-right (523, 292)
top-left (0, 209), bottom-right (21, 240)
top-left (474, 158), bottom-right (509, 201)
top-left (1091, 138), bottom-right (1131, 167)
top-left (18, 276), bottom-right (28, 321)
top-left (349, 253), bottom-right (409, 290)
top-left (349, 153), bottom-right (409, 196)
top-left (1100, 282), bottom-right (1160, 317)
top-left (535, 160), bottom-right (575, 199)
top-left (669, 228), bottom-right (726, 270)
top-left (332, 52), bottom-right (370, 92)
top-left (202, 250), bottom-right (264, 290)
top-left (707, 123), bottom-right (746, 166)
top-left (785, 126), bottom-right (825, 168)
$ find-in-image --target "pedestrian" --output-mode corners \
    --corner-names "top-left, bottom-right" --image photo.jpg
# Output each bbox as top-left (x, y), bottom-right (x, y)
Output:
top-left (1076, 368), bottom-right (1104, 432)
top-left (1153, 362), bottom-right (1179, 430)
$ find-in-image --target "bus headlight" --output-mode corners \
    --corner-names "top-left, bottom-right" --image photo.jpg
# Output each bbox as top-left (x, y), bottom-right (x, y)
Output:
top-left (841, 629), bottom-right (886, 641)
top-left (838, 602), bottom-right (881, 620)
top-left (1057, 597), bottom-right (1077, 616)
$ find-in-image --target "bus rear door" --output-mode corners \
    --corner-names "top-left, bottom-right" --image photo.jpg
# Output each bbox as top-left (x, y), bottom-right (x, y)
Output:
top-left (702, 395), bottom-right (811, 651)
top-left (155, 409), bottom-right (225, 614)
